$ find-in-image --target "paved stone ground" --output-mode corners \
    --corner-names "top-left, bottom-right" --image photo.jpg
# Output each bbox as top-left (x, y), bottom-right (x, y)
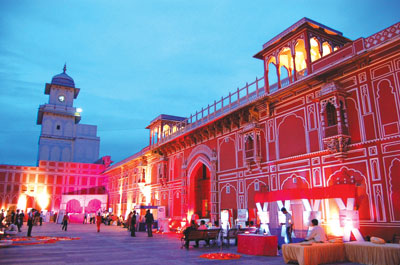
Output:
top-left (0, 223), bottom-right (361, 265)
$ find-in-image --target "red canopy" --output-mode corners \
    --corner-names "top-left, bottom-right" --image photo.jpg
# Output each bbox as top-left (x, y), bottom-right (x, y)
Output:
top-left (254, 184), bottom-right (356, 203)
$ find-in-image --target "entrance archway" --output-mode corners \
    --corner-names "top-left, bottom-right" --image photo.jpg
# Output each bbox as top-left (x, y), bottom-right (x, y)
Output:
top-left (188, 160), bottom-right (211, 219)
top-left (86, 199), bottom-right (102, 213)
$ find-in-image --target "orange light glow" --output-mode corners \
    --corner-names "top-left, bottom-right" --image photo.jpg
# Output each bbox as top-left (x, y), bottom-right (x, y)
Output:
top-left (37, 192), bottom-right (49, 210)
top-left (326, 208), bottom-right (343, 237)
top-left (17, 194), bottom-right (27, 210)
top-left (187, 210), bottom-right (193, 223)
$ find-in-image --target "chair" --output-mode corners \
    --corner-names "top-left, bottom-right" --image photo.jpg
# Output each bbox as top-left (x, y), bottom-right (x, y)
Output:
top-left (223, 228), bottom-right (238, 247)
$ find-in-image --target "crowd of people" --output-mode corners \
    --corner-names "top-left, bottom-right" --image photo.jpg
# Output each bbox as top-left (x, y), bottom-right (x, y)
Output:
top-left (122, 209), bottom-right (154, 237)
top-left (0, 206), bottom-right (329, 247)
top-left (0, 208), bottom-right (47, 237)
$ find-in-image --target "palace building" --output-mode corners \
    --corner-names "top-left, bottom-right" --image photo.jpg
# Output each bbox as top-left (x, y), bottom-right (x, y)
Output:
top-left (0, 66), bottom-right (109, 220)
top-left (1, 18), bottom-right (400, 241)
top-left (37, 65), bottom-right (100, 164)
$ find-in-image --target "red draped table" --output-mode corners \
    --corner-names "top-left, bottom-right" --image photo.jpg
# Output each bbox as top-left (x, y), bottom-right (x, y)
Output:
top-left (237, 234), bottom-right (278, 256)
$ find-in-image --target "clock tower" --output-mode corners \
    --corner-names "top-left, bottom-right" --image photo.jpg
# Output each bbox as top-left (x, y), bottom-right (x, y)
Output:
top-left (37, 65), bottom-right (100, 164)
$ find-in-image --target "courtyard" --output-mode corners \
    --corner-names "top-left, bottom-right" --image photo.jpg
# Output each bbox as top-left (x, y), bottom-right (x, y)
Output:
top-left (0, 223), bottom-right (362, 265)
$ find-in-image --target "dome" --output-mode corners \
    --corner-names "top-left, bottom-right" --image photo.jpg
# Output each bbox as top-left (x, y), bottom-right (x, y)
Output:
top-left (51, 64), bottom-right (75, 88)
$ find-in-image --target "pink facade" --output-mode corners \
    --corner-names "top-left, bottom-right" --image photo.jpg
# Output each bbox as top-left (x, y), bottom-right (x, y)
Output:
top-left (1, 18), bottom-right (399, 242)
top-left (102, 19), bottom-right (400, 241)
top-left (0, 160), bottom-right (106, 214)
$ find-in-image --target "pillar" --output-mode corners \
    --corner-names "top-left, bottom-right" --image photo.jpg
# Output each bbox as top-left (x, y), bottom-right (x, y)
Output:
top-left (210, 157), bottom-right (218, 223)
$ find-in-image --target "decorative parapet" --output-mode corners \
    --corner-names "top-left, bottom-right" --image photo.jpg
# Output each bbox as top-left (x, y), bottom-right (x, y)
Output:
top-left (320, 82), bottom-right (343, 96)
top-left (152, 76), bottom-right (266, 147)
top-left (364, 22), bottom-right (400, 49)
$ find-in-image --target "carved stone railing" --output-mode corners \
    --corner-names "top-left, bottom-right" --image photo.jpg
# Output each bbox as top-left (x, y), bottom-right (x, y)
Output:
top-left (153, 76), bottom-right (266, 147)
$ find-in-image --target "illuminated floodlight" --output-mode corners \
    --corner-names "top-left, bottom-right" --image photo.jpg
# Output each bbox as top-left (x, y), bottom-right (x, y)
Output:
top-left (17, 194), bottom-right (27, 210)
top-left (37, 192), bottom-right (49, 210)
top-left (76, 108), bottom-right (83, 113)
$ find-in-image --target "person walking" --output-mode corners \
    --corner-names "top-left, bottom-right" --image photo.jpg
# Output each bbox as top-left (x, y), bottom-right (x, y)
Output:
top-left (145, 210), bottom-right (154, 237)
top-left (127, 211), bottom-right (133, 231)
top-left (130, 211), bottom-right (136, 237)
top-left (10, 210), bottom-right (15, 225)
top-left (96, 213), bottom-right (102, 232)
top-left (135, 211), bottom-right (140, 232)
top-left (27, 209), bottom-right (34, 237)
top-left (39, 211), bottom-right (44, 226)
top-left (18, 210), bottom-right (24, 232)
top-left (62, 213), bottom-right (69, 231)
top-left (15, 209), bottom-right (21, 232)
top-left (281, 207), bottom-right (293, 243)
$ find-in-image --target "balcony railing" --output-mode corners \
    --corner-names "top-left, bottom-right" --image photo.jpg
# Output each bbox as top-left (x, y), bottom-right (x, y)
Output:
top-left (153, 68), bottom-right (309, 147)
top-left (325, 125), bottom-right (338, 137)
top-left (324, 124), bottom-right (349, 138)
top-left (154, 77), bottom-right (266, 146)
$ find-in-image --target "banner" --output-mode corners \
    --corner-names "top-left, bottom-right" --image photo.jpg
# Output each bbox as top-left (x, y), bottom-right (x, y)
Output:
top-left (254, 184), bottom-right (356, 203)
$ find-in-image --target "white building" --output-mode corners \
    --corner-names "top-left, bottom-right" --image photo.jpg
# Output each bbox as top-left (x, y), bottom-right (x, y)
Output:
top-left (36, 65), bottom-right (100, 164)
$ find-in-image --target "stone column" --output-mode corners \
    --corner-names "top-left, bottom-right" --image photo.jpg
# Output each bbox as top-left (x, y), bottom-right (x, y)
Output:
top-left (210, 155), bottom-right (218, 223)
top-left (181, 165), bottom-right (187, 219)
top-left (292, 48), bottom-right (297, 82)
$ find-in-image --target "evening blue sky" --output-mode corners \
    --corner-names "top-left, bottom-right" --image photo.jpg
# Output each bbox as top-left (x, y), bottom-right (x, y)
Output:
top-left (0, 0), bottom-right (399, 166)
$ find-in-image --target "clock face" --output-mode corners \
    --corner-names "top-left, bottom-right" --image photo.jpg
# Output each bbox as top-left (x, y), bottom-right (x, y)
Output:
top-left (58, 95), bottom-right (65, 102)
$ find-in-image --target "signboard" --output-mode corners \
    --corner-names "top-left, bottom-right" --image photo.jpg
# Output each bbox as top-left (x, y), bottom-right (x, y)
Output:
top-left (237, 209), bottom-right (248, 228)
top-left (221, 209), bottom-right (230, 230)
top-left (237, 209), bottom-right (248, 221)
top-left (140, 205), bottom-right (158, 209)
top-left (339, 210), bottom-right (360, 229)
top-left (157, 206), bottom-right (166, 219)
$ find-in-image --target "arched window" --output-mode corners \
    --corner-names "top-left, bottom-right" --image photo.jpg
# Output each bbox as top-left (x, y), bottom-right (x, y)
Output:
top-left (326, 102), bottom-right (337, 126)
top-left (322, 42), bottom-right (332, 56)
top-left (340, 101), bottom-right (347, 133)
top-left (267, 57), bottom-right (278, 91)
top-left (163, 124), bottom-right (170, 138)
top-left (245, 135), bottom-right (254, 158)
top-left (279, 47), bottom-right (293, 86)
top-left (256, 134), bottom-right (261, 157)
top-left (310, 37), bottom-right (321, 62)
top-left (154, 131), bottom-right (158, 144)
top-left (295, 39), bottom-right (307, 77)
top-left (141, 168), bottom-right (146, 182)
top-left (280, 66), bottom-right (290, 88)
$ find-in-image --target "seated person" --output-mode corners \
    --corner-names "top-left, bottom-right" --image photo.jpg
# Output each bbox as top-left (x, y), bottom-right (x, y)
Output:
top-left (248, 221), bottom-right (258, 233)
top-left (209, 220), bottom-right (219, 229)
top-left (197, 220), bottom-right (210, 246)
top-left (304, 219), bottom-right (327, 243)
top-left (5, 223), bottom-right (18, 235)
top-left (183, 220), bottom-right (198, 249)
top-left (198, 220), bottom-right (208, 230)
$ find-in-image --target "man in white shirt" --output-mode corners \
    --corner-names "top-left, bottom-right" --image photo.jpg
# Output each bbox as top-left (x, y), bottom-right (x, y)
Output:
top-left (281, 207), bottom-right (293, 243)
top-left (305, 219), bottom-right (327, 242)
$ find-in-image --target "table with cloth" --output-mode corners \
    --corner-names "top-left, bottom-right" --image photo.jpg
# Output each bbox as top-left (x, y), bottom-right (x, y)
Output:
top-left (344, 241), bottom-right (400, 265)
top-left (282, 242), bottom-right (346, 265)
top-left (237, 234), bottom-right (278, 256)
